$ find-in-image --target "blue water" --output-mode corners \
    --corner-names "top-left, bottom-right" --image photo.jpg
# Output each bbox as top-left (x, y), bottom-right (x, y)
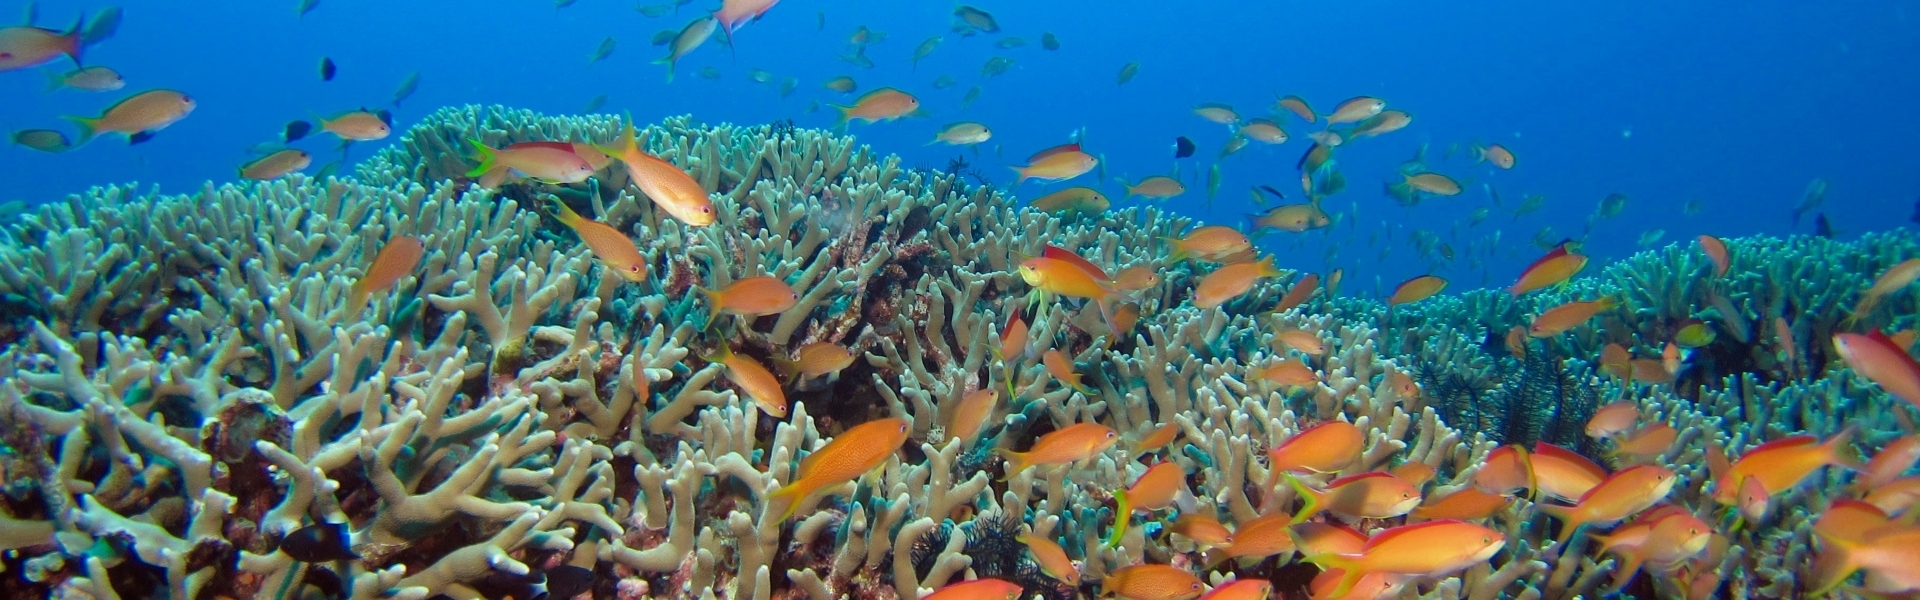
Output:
top-left (5, 0), bottom-right (1916, 298)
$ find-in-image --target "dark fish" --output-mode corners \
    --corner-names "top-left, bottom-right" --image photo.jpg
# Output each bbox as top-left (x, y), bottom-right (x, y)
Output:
top-left (1814, 213), bottom-right (1834, 238)
top-left (374, 108), bottom-right (392, 126)
top-left (297, 0), bottom-right (319, 18)
top-left (1173, 136), bottom-right (1195, 159)
top-left (314, 160), bottom-right (341, 180)
top-left (1258, 185), bottom-right (1287, 200)
top-left (128, 131), bottom-right (155, 145)
top-left (1910, 197), bottom-right (1918, 224)
top-left (13, 129), bottom-right (72, 153)
top-left (284, 120), bottom-right (313, 142)
top-left (584, 94), bottom-right (607, 113)
top-left (280, 523), bottom-right (357, 562)
top-left (319, 57), bottom-right (336, 81)
top-left (391, 71), bottom-right (419, 106)
top-left (817, 11), bottom-right (825, 30)
top-left (82, 6), bottom-right (122, 45)
top-left (1041, 32), bottom-right (1060, 50)
top-left (546, 565), bottom-right (595, 598)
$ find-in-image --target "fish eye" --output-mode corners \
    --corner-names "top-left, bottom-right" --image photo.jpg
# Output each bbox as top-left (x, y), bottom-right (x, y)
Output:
top-left (1106, 432), bottom-right (1117, 438)
top-left (703, 206), bottom-right (714, 214)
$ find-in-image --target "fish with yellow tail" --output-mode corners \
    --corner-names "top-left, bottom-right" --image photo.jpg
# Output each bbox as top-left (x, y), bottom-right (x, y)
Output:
top-left (1010, 142), bottom-right (1097, 184)
top-left (1509, 241), bottom-right (1588, 295)
top-left (1018, 255), bottom-right (1127, 335)
top-left (1193, 256), bottom-right (1282, 309)
top-left (702, 344), bottom-right (787, 419)
top-left (345, 236), bottom-right (424, 319)
top-left (1017, 532), bottom-right (1079, 585)
top-left (832, 87), bottom-right (922, 126)
top-left (765, 417), bottom-right (910, 521)
top-left (696, 275), bottom-right (799, 326)
top-left (544, 198), bottom-right (649, 283)
top-left (600, 114), bottom-right (716, 226)
top-left (1710, 429), bottom-right (1861, 506)
top-left (1527, 296), bottom-right (1621, 337)
top-left (994, 422), bottom-right (1117, 478)
top-left (1300, 520), bottom-right (1504, 599)
top-left (1109, 462), bottom-right (1187, 547)
top-left (1538, 465), bottom-right (1676, 543)
top-left (64, 89), bottom-right (195, 145)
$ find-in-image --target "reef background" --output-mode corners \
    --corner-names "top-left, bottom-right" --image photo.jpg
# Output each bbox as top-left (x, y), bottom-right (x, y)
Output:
top-left (0, 107), bottom-right (1914, 599)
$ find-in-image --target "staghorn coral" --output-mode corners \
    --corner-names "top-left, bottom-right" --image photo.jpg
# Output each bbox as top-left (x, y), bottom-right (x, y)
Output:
top-left (0, 105), bottom-right (1915, 600)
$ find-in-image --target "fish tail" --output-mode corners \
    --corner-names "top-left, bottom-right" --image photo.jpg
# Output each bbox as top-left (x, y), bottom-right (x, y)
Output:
top-left (1537, 503), bottom-right (1582, 544)
top-left (769, 354), bottom-right (798, 382)
top-left (61, 115), bottom-right (99, 145)
top-left (344, 285), bottom-right (369, 321)
top-left (696, 286), bottom-right (725, 328)
top-left (1825, 426), bottom-right (1866, 471)
top-left (43, 70), bottom-right (64, 93)
top-left (992, 448), bottom-right (1028, 480)
top-left (61, 13), bottom-right (84, 66)
top-left (1807, 542), bottom-right (1863, 595)
top-left (765, 479), bottom-right (815, 522)
top-left (463, 139), bottom-right (498, 178)
top-left (1159, 237), bottom-right (1188, 262)
top-left (1107, 489), bottom-right (1132, 548)
top-left (1007, 166), bottom-right (1028, 184)
top-left (1283, 472), bottom-right (1321, 524)
top-left (1302, 553), bottom-right (1364, 598)
top-left (699, 342), bottom-right (732, 365)
top-left (830, 104), bottom-right (854, 129)
top-left (540, 196), bottom-right (582, 227)
top-left (616, 112), bottom-right (643, 155)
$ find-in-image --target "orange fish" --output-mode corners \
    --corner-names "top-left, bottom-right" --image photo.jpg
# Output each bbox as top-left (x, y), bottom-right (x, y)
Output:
top-left (703, 344), bottom-right (788, 419)
top-left (1165, 226), bottom-right (1252, 262)
top-left (1104, 564), bottom-right (1205, 600)
top-left (1830, 525), bottom-right (1920, 593)
top-left (1114, 265), bottom-right (1160, 291)
top-left (1736, 475), bottom-right (1770, 524)
top-left (1608, 423), bottom-right (1677, 461)
top-left (1590, 511), bottom-right (1712, 593)
top-left (1509, 244), bottom-right (1588, 295)
top-left (1212, 513), bottom-right (1295, 565)
top-left (771, 342), bottom-right (855, 381)
top-left (1257, 359), bottom-right (1318, 388)
top-left (1809, 499), bottom-right (1894, 594)
top-left (923, 579), bottom-right (1023, 600)
top-left (1111, 462), bottom-right (1188, 546)
top-left (1412, 487), bottom-right (1511, 521)
top-left (65, 89), bottom-right (196, 145)
top-left (1474, 143), bottom-right (1516, 169)
top-left (1276, 95), bottom-right (1316, 123)
top-left (1505, 326), bottom-right (1528, 358)
top-left (347, 236), bottom-right (425, 318)
top-left (997, 311), bottom-right (1030, 362)
top-left (833, 87), bottom-right (922, 125)
top-left (1293, 522), bottom-right (1368, 558)
top-left (1539, 465), bottom-right (1677, 543)
top-left (1600, 344), bottom-right (1632, 380)
top-left (1011, 142), bottom-right (1098, 184)
top-left (1043, 349), bottom-right (1092, 394)
top-left (712, 0), bottom-right (779, 43)
top-left (1862, 476), bottom-right (1920, 517)
top-left (1847, 258), bottom-right (1920, 325)
top-left (1302, 520), bottom-right (1505, 599)
top-left (1698, 235), bottom-right (1730, 278)
top-left (1833, 332), bottom-right (1920, 408)
top-left (949, 389), bottom-right (999, 448)
top-left (1196, 580), bottom-right (1272, 600)
top-left (1273, 273), bottom-right (1320, 313)
top-left (1389, 461), bottom-right (1436, 488)
top-left (1630, 358), bottom-right (1673, 384)
top-left (1388, 275), bottom-right (1446, 306)
top-left (1858, 435), bottom-right (1920, 492)
top-left (1132, 422), bottom-right (1181, 456)
top-left (1042, 244), bottom-right (1112, 281)
top-left (1018, 532), bottom-right (1080, 586)
top-left (1387, 370), bottom-right (1421, 401)
top-left (1276, 329), bottom-right (1326, 355)
top-left (766, 417), bottom-right (910, 520)
top-left (1250, 202), bottom-right (1331, 233)
top-left (1325, 96), bottom-right (1387, 124)
top-left (1169, 514), bottom-right (1234, 549)
top-left (698, 276), bottom-right (799, 323)
top-left (1472, 444), bottom-right (1536, 497)
top-left (239, 149), bottom-right (312, 181)
top-left (1531, 443), bottom-right (1607, 502)
top-left (0, 20), bottom-right (83, 72)
top-left (1527, 297), bottom-right (1619, 337)
top-left (1020, 256), bottom-right (1123, 305)
top-left (602, 116), bottom-right (717, 226)
top-left (995, 422), bottom-right (1119, 476)
top-left (1585, 401), bottom-right (1639, 439)
top-left (1270, 421), bottom-right (1364, 475)
top-left (1286, 472), bottom-right (1421, 523)
top-left (545, 199), bottom-right (649, 283)
top-left (466, 140), bottom-right (596, 185)
top-left (1712, 430), bottom-right (1860, 505)
top-left (1194, 256), bottom-right (1282, 309)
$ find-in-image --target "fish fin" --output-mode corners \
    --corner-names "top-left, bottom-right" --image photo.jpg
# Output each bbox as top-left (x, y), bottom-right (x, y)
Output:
top-left (992, 448), bottom-right (1027, 481)
top-left (1301, 553), bottom-right (1364, 598)
top-left (60, 13), bottom-right (84, 66)
top-left (1283, 472), bottom-right (1321, 524)
top-left (1808, 541), bottom-right (1863, 595)
top-left (1107, 488), bottom-right (1131, 548)
top-left (699, 342), bottom-right (732, 365)
top-left (61, 115), bottom-right (99, 145)
top-left (1825, 426), bottom-right (1867, 471)
top-left (463, 139), bottom-right (498, 178)
top-left (764, 480), bottom-right (813, 522)
top-left (769, 354), bottom-right (798, 382)
top-left (127, 131), bottom-right (155, 145)
top-left (1007, 165), bottom-right (1028, 184)
top-left (1536, 503), bottom-right (1581, 544)
top-left (695, 286), bottom-right (726, 329)
top-left (43, 69), bottom-right (63, 93)
top-left (1158, 237), bottom-right (1188, 262)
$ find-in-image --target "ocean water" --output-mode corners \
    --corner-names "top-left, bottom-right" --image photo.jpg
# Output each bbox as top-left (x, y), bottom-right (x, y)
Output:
top-left (4, 0), bottom-right (1917, 295)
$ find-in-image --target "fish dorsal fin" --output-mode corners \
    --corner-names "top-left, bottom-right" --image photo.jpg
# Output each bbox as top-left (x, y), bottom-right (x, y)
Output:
top-left (1362, 520), bottom-right (1465, 550)
top-left (1532, 442), bottom-right (1607, 480)
top-left (1027, 142), bottom-right (1082, 163)
top-left (1739, 435), bottom-right (1818, 459)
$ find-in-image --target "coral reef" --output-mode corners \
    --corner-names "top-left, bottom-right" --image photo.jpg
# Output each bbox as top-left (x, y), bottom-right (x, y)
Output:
top-left (0, 105), bottom-right (1915, 600)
